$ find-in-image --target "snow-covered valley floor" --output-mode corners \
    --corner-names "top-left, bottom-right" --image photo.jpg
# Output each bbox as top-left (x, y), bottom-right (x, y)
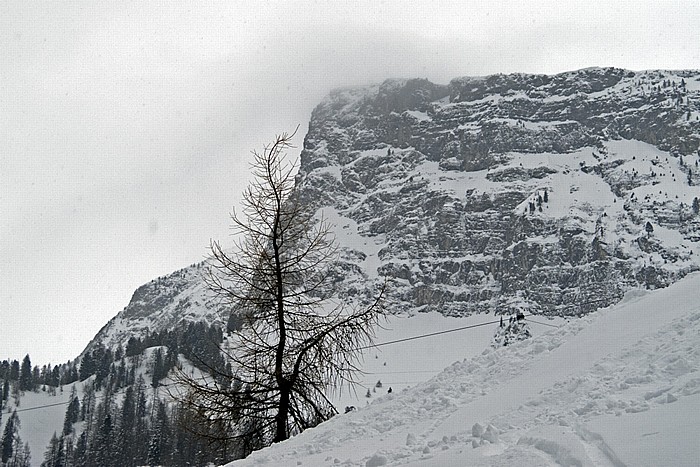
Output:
top-left (227, 273), bottom-right (700, 467)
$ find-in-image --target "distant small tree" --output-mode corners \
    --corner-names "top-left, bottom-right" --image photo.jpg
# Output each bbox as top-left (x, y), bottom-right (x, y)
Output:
top-left (645, 221), bottom-right (654, 237)
top-left (10, 361), bottom-right (19, 381)
top-left (151, 348), bottom-right (164, 388)
top-left (19, 355), bottom-right (33, 392)
top-left (693, 197), bottom-right (699, 215)
top-left (178, 130), bottom-right (385, 452)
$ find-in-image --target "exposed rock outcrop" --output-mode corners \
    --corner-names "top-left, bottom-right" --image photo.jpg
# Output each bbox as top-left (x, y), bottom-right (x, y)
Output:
top-left (296, 69), bottom-right (700, 316)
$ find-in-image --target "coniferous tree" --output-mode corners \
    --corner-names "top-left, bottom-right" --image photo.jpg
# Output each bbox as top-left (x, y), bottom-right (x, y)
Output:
top-left (41, 432), bottom-right (64, 467)
top-left (115, 386), bottom-right (137, 467)
top-left (18, 440), bottom-right (32, 467)
top-left (0, 410), bottom-right (30, 467)
top-left (92, 346), bottom-right (113, 390)
top-left (32, 365), bottom-right (41, 389)
top-left (10, 360), bottom-right (20, 381)
top-left (1, 410), bottom-right (19, 464)
top-left (2, 379), bottom-right (8, 405)
top-left (147, 399), bottom-right (171, 466)
top-left (79, 353), bottom-right (94, 382)
top-left (50, 365), bottom-right (60, 388)
top-left (62, 386), bottom-right (80, 436)
top-left (132, 376), bottom-right (150, 462)
top-left (93, 411), bottom-right (113, 467)
top-left (146, 436), bottom-right (160, 467)
top-left (63, 436), bottom-right (74, 467)
top-left (151, 348), bottom-right (164, 388)
top-left (40, 365), bottom-right (50, 387)
top-left (126, 337), bottom-right (143, 358)
top-left (135, 375), bottom-right (147, 419)
top-left (73, 433), bottom-right (88, 467)
top-left (19, 355), bottom-right (33, 391)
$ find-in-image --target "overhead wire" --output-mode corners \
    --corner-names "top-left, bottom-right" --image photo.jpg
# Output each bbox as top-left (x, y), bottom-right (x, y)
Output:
top-left (10, 400), bottom-right (71, 414)
top-left (524, 317), bottom-right (560, 328)
top-left (360, 313), bottom-right (559, 350)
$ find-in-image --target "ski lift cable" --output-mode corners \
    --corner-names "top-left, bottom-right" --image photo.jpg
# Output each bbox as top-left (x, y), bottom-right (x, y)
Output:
top-left (9, 400), bottom-right (71, 414)
top-left (6, 382), bottom-right (144, 415)
top-left (364, 370), bottom-right (436, 374)
top-left (361, 313), bottom-right (557, 350)
top-left (359, 319), bottom-right (501, 350)
top-left (524, 317), bottom-right (560, 328)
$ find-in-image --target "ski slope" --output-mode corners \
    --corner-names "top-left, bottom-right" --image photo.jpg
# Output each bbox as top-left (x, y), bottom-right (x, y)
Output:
top-left (226, 273), bottom-right (700, 466)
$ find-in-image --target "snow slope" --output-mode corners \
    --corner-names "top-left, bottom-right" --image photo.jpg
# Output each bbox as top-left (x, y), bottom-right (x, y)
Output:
top-left (330, 312), bottom-right (564, 413)
top-left (2, 388), bottom-right (75, 466)
top-left (226, 273), bottom-right (700, 466)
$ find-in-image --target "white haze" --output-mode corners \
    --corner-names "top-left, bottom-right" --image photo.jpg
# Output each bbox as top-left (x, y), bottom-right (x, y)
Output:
top-left (1, 0), bottom-right (699, 364)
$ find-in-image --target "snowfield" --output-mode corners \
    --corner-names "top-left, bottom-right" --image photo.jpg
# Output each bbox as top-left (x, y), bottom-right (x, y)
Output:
top-left (226, 273), bottom-right (700, 466)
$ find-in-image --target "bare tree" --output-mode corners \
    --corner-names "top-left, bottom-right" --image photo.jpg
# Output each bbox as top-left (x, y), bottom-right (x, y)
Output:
top-left (177, 130), bottom-right (384, 452)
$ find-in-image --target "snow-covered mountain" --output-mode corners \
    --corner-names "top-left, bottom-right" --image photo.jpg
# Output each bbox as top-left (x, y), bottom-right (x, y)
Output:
top-left (84, 261), bottom-right (227, 355)
top-left (226, 272), bottom-right (700, 467)
top-left (87, 68), bottom-right (700, 357)
top-left (296, 68), bottom-right (700, 317)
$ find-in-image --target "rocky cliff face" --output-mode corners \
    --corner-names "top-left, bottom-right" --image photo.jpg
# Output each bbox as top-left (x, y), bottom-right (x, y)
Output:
top-left (87, 68), bottom-right (700, 353)
top-left (296, 68), bottom-right (700, 317)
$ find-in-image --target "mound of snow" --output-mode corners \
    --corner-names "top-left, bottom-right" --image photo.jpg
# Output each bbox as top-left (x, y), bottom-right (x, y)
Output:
top-left (226, 272), bottom-right (700, 466)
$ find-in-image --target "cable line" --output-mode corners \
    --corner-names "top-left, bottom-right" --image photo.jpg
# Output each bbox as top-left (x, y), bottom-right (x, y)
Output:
top-left (10, 400), bottom-right (71, 414)
top-left (524, 317), bottom-right (560, 328)
top-left (365, 370), bottom-right (436, 374)
top-left (362, 313), bottom-right (559, 350)
top-left (360, 319), bottom-right (501, 350)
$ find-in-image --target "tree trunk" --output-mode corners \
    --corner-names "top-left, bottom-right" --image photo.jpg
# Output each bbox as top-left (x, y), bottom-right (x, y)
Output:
top-left (274, 381), bottom-right (290, 442)
top-left (273, 208), bottom-right (288, 443)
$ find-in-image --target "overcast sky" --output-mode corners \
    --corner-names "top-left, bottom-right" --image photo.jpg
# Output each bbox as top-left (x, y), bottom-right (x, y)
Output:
top-left (2, 0), bottom-right (700, 365)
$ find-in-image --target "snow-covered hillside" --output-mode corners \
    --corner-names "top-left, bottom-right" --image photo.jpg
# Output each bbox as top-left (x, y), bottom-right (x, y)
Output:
top-left (84, 262), bottom-right (227, 355)
top-left (226, 273), bottom-right (700, 467)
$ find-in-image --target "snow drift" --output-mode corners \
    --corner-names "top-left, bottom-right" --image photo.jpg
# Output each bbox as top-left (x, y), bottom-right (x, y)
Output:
top-left (226, 272), bottom-right (700, 466)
